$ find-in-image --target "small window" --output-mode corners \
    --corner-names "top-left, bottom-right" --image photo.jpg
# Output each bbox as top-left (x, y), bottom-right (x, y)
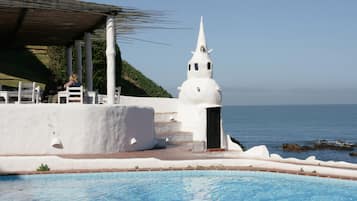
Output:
top-left (200, 46), bottom-right (206, 52)
top-left (188, 64), bottom-right (191, 71)
top-left (207, 62), bottom-right (211, 70)
top-left (194, 63), bottom-right (199, 71)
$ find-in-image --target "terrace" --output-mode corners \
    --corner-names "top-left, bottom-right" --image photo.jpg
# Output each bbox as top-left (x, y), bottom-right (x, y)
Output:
top-left (0, 0), bottom-right (156, 104)
top-left (0, 0), bottom-right (160, 154)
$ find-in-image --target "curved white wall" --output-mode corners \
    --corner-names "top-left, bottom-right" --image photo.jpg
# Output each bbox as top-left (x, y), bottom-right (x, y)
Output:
top-left (178, 78), bottom-right (221, 105)
top-left (0, 104), bottom-right (155, 154)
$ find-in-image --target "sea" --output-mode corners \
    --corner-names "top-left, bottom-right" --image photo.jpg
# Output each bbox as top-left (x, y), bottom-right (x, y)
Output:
top-left (222, 104), bottom-right (357, 163)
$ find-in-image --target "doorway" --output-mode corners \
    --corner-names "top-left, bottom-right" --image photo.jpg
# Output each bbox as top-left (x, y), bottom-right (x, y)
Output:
top-left (206, 107), bottom-right (221, 149)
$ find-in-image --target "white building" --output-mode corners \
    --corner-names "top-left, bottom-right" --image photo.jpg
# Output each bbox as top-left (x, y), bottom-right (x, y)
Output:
top-left (177, 16), bottom-right (223, 149)
top-left (121, 17), bottom-right (242, 152)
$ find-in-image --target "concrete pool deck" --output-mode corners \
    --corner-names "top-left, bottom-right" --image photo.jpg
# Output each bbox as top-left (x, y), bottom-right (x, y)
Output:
top-left (1, 143), bottom-right (357, 181)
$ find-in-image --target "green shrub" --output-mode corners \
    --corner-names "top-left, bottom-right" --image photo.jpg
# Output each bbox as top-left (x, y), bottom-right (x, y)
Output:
top-left (36, 163), bottom-right (50, 171)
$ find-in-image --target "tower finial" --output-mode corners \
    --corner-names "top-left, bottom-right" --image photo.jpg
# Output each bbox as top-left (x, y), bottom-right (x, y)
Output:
top-left (195, 16), bottom-right (207, 53)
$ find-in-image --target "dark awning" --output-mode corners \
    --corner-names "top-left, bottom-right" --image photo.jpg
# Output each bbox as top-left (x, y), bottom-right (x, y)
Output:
top-left (0, 0), bottom-right (156, 47)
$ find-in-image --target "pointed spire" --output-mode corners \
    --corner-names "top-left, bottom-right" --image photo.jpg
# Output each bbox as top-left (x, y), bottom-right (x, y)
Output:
top-left (195, 16), bottom-right (207, 53)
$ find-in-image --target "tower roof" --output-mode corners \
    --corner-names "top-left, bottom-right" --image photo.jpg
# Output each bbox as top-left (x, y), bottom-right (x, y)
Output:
top-left (195, 16), bottom-right (207, 53)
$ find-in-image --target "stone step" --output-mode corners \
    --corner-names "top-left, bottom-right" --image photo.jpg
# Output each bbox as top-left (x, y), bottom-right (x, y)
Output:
top-left (155, 121), bottom-right (181, 134)
top-left (154, 112), bottom-right (178, 123)
top-left (156, 131), bottom-right (193, 144)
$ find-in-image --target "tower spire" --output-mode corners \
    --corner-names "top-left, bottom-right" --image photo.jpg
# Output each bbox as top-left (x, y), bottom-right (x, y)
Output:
top-left (186, 16), bottom-right (213, 79)
top-left (195, 16), bottom-right (207, 53)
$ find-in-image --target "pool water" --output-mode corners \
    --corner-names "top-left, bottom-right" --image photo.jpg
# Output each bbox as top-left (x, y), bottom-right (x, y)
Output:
top-left (0, 171), bottom-right (356, 201)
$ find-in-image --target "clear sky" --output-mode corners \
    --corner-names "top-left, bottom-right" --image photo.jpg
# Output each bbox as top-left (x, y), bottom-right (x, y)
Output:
top-left (88, 0), bottom-right (357, 105)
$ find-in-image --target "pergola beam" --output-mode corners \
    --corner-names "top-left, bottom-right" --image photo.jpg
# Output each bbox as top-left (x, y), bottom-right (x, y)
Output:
top-left (6, 8), bottom-right (27, 46)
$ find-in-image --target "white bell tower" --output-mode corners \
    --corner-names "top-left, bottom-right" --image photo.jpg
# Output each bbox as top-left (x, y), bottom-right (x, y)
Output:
top-left (187, 16), bottom-right (213, 79)
top-left (175, 16), bottom-right (242, 152)
top-left (177, 16), bottom-right (223, 148)
top-left (178, 16), bottom-right (221, 106)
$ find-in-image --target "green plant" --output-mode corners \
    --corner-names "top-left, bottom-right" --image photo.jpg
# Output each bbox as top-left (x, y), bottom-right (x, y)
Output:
top-left (37, 163), bottom-right (50, 171)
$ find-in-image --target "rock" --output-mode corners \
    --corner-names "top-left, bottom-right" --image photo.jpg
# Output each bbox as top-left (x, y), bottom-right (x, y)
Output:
top-left (229, 136), bottom-right (245, 151)
top-left (313, 140), bottom-right (354, 151)
top-left (349, 152), bottom-right (357, 157)
top-left (242, 145), bottom-right (270, 159)
top-left (306, 156), bottom-right (316, 161)
top-left (282, 140), bottom-right (355, 152)
top-left (282, 144), bottom-right (311, 152)
top-left (282, 144), bottom-right (300, 152)
top-left (226, 135), bottom-right (243, 152)
top-left (270, 154), bottom-right (283, 160)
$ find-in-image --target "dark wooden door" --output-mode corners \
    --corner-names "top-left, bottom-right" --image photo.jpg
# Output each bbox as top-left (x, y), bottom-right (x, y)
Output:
top-left (206, 107), bottom-right (221, 149)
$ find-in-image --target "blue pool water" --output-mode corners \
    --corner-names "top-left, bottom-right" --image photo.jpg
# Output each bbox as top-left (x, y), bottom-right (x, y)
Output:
top-left (0, 171), bottom-right (356, 201)
top-left (223, 105), bottom-right (357, 163)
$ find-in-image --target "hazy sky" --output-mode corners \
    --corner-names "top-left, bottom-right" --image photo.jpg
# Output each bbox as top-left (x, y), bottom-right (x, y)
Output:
top-left (88, 0), bottom-right (357, 105)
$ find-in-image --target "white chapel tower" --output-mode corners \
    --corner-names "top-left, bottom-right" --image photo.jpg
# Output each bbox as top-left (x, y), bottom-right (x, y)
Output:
top-left (178, 16), bottom-right (222, 106)
top-left (177, 17), bottom-right (223, 150)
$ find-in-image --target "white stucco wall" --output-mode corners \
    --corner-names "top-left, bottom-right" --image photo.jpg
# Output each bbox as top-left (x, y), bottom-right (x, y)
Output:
top-left (177, 104), bottom-right (206, 141)
top-left (0, 104), bottom-right (155, 154)
top-left (120, 95), bottom-right (178, 113)
top-left (177, 104), bottom-right (224, 144)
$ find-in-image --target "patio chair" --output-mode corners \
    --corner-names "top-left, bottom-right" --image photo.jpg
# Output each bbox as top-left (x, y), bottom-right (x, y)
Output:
top-left (16, 81), bottom-right (40, 104)
top-left (97, 86), bottom-right (121, 104)
top-left (0, 91), bottom-right (9, 104)
top-left (85, 90), bottom-right (97, 104)
top-left (58, 86), bottom-right (83, 104)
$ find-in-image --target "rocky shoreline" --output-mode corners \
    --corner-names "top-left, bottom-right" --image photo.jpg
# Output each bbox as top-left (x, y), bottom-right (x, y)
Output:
top-left (282, 140), bottom-right (357, 156)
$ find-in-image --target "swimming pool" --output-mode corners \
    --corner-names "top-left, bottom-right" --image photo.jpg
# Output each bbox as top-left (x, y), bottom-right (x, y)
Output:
top-left (0, 171), bottom-right (356, 201)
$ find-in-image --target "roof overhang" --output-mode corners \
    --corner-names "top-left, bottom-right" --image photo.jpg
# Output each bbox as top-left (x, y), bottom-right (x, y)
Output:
top-left (0, 0), bottom-right (154, 47)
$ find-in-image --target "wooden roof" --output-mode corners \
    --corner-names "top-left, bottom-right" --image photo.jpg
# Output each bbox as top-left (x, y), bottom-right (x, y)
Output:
top-left (0, 0), bottom-right (154, 47)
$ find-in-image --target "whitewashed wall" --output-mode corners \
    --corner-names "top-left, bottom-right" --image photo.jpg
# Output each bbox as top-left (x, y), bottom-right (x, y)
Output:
top-left (177, 103), bottom-right (225, 143)
top-left (120, 95), bottom-right (178, 113)
top-left (0, 104), bottom-right (155, 154)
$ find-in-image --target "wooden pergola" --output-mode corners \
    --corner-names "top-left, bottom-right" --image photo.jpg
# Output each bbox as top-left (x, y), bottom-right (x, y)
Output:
top-left (0, 0), bottom-right (153, 46)
top-left (0, 0), bottom-right (155, 104)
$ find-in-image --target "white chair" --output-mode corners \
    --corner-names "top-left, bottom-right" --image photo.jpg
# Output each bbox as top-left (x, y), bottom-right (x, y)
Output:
top-left (97, 87), bottom-right (121, 104)
top-left (58, 86), bottom-right (83, 104)
top-left (17, 81), bottom-right (40, 104)
top-left (97, 94), bottom-right (107, 104)
top-left (0, 91), bottom-right (9, 104)
top-left (0, 81), bottom-right (40, 104)
top-left (85, 91), bottom-right (97, 104)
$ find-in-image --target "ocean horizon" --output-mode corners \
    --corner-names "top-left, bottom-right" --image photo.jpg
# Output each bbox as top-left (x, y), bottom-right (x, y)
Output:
top-left (222, 104), bottom-right (357, 163)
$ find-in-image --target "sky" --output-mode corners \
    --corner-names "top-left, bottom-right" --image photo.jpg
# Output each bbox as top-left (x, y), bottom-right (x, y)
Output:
top-left (88, 0), bottom-right (357, 105)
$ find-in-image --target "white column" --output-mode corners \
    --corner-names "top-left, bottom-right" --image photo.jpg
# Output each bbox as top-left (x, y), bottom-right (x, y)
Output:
top-left (75, 40), bottom-right (83, 83)
top-left (66, 46), bottom-right (73, 77)
top-left (85, 33), bottom-right (93, 91)
top-left (106, 16), bottom-right (116, 105)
